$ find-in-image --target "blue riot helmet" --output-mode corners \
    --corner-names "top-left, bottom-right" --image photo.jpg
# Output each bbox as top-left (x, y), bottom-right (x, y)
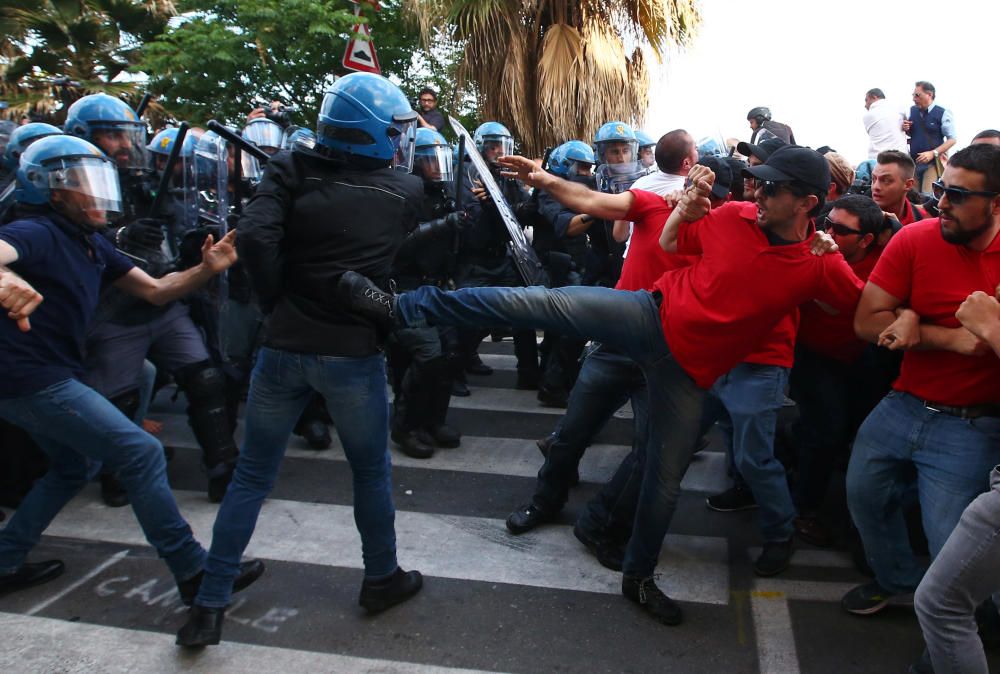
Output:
top-left (549, 140), bottom-right (595, 178)
top-left (593, 121), bottom-right (647, 193)
top-left (316, 72), bottom-right (418, 172)
top-left (696, 135), bottom-right (727, 161)
top-left (16, 135), bottom-right (123, 228)
top-left (413, 127), bottom-right (453, 183)
top-left (0, 119), bottom-right (16, 159)
top-left (147, 127), bottom-right (197, 159)
top-left (635, 130), bottom-right (657, 168)
top-left (473, 122), bottom-right (514, 163)
top-left (63, 93), bottom-right (148, 172)
top-left (281, 126), bottom-right (317, 150)
top-left (3, 123), bottom-right (62, 172)
top-left (242, 118), bottom-right (284, 155)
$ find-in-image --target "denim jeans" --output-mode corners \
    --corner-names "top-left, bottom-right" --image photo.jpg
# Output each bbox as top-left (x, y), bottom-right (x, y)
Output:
top-left (397, 285), bottom-right (707, 577)
top-left (533, 343), bottom-right (641, 515)
top-left (707, 363), bottom-right (795, 541)
top-left (914, 466), bottom-right (1000, 674)
top-left (195, 348), bottom-right (398, 608)
top-left (0, 379), bottom-right (206, 581)
top-left (847, 391), bottom-right (1000, 594)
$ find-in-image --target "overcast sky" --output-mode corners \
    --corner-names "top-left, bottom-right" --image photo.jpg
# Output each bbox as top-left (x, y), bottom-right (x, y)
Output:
top-left (645, 0), bottom-right (1000, 166)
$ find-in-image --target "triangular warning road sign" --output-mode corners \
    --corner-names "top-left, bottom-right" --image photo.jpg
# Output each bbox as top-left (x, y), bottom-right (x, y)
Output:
top-left (342, 22), bottom-right (381, 74)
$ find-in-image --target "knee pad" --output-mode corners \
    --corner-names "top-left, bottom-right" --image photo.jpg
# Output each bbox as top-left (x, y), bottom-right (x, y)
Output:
top-left (174, 361), bottom-right (238, 468)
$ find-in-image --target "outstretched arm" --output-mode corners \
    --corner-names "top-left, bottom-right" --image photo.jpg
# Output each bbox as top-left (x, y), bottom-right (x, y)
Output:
top-left (498, 155), bottom-right (634, 221)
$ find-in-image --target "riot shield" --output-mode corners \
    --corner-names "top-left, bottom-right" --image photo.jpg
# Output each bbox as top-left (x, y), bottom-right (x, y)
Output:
top-left (0, 181), bottom-right (15, 224)
top-left (448, 118), bottom-right (545, 287)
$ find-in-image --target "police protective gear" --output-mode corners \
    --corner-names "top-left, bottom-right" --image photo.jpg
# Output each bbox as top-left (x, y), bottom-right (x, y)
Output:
top-left (593, 121), bottom-right (646, 194)
top-left (3, 123), bottom-right (62, 172)
top-left (242, 118), bottom-right (284, 154)
top-left (193, 131), bottom-right (231, 228)
top-left (316, 72), bottom-right (418, 171)
top-left (697, 135), bottom-right (726, 160)
top-left (281, 126), bottom-right (317, 150)
top-left (473, 122), bottom-right (514, 161)
top-left (16, 135), bottom-right (123, 227)
top-left (115, 217), bottom-right (166, 249)
top-left (413, 128), bottom-right (453, 183)
top-left (147, 127), bottom-right (196, 158)
top-left (548, 140), bottom-right (595, 178)
top-left (747, 106), bottom-right (772, 122)
top-left (0, 120), bottom-right (15, 157)
top-left (635, 129), bottom-right (657, 168)
top-left (63, 94), bottom-right (148, 172)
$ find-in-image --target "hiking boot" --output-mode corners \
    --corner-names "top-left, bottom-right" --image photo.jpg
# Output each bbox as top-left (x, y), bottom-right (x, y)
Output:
top-left (622, 575), bottom-right (683, 626)
top-left (706, 484), bottom-right (757, 512)
top-left (336, 271), bottom-right (396, 331)
top-left (841, 580), bottom-right (895, 615)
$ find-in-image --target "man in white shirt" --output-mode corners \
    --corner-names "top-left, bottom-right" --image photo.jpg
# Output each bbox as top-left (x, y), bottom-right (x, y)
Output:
top-left (863, 88), bottom-right (908, 159)
top-left (614, 129), bottom-right (696, 253)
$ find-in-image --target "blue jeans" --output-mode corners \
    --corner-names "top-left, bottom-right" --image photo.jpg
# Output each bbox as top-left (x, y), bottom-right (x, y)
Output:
top-left (195, 348), bottom-right (398, 608)
top-left (398, 285), bottom-right (707, 577)
top-left (708, 363), bottom-right (795, 541)
top-left (0, 379), bottom-right (206, 581)
top-left (847, 391), bottom-right (1000, 594)
top-left (915, 466), bottom-right (1000, 674)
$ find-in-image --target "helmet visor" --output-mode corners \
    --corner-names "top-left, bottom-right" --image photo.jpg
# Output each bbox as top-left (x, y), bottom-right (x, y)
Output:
top-left (240, 152), bottom-right (262, 182)
top-left (480, 136), bottom-right (514, 161)
top-left (595, 139), bottom-right (638, 167)
top-left (90, 122), bottom-right (148, 172)
top-left (390, 118), bottom-right (418, 172)
top-left (414, 145), bottom-right (454, 183)
top-left (46, 157), bottom-right (122, 224)
top-left (243, 120), bottom-right (284, 153)
top-left (566, 160), bottom-right (594, 177)
top-left (595, 163), bottom-right (649, 194)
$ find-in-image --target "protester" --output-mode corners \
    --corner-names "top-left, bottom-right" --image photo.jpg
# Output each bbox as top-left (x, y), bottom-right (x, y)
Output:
top-left (863, 88), bottom-right (908, 158)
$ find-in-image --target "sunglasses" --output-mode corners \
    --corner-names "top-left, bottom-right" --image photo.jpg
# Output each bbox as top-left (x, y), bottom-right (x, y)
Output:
top-left (823, 216), bottom-right (865, 237)
top-left (931, 180), bottom-right (1000, 205)
top-left (753, 179), bottom-right (791, 197)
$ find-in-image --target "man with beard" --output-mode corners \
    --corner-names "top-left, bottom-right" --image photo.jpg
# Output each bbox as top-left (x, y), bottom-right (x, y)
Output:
top-left (843, 144), bottom-right (1000, 617)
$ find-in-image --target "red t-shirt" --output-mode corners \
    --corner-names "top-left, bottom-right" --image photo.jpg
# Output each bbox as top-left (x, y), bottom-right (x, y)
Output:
top-left (867, 219), bottom-right (1000, 405)
top-left (798, 246), bottom-right (883, 363)
top-left (652, 201), bottom-right (865, 389)
top-left (618, 189), bottom-right (696, 292)
top-left (898, 199), bottom-right (928, 226)
top-left (622, 191), bottom-right (797, 368)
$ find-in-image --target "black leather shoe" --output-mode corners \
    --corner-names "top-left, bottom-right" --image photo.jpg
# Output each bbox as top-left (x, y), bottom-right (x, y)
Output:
top-left (336, 271), bottom-right (396, 331)
top-left (100, 473), bottom-right (129, 508)
top-left (299, 420), bottom-right (332, 450)
top-left (178, 559), bottom-right (266, 607)
top-left (506, 504), bottom-right (554, 534)
top-left (176, 604), bottom-right (225, 647)
top-left (622, 575), bottom-right (683, 626)
top-left (451, 379), bottom-right (470, 397)
top-left (359, 567), bottom-right (423, 614)
top-left (391, 429), bottom-right (434, 459)
top-left (426, 424), bottom-right (461, 448)
top-left (753, 538), bottom-right (794, 577)
top-left (537, 386), bottom-right (568, 408)
top-left (0, 560), bottom-right (65, 596)
top-left (466, 355), bottom-right (493, 376)
top-left (597, 542), bottom-right (625, 572)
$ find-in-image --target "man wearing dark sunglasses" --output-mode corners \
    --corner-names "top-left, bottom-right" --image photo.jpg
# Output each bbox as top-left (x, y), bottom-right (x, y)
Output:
top-left (843, 144), bottom-right (1000, 631)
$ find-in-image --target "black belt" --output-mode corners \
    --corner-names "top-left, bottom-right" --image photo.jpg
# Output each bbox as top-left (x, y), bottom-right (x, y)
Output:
top-left (921, 398), bottom-right (1000, 419)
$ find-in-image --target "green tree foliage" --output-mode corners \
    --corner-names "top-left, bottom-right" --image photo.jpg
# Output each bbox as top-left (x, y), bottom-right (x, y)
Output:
top-left (0, 0), bottom-right (174, 121)
top-left (139, 0), bottom-right (476, 131)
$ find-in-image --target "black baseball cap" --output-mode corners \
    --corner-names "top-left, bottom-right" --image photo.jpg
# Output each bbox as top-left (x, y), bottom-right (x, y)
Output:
top-left (696, 156), bottom-right (733, 201)
top-left (742, 145), bottom-right (831, 195)
top-left (736, 137), bottom-right (786, 164)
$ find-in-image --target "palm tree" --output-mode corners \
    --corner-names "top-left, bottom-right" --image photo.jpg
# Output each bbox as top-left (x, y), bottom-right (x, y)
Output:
top-left (0, 1), bottom-right (175, 121)
top-left (403, 0), bottom-right (701, 155)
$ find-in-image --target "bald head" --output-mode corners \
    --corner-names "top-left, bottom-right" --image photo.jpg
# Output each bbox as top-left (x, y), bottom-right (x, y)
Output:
top-left (655, 129), bottom-right (697, 175)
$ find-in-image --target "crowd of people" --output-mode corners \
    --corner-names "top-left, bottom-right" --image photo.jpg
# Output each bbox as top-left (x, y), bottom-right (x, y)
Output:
top-left (0, 73), bottom-right (999, 673)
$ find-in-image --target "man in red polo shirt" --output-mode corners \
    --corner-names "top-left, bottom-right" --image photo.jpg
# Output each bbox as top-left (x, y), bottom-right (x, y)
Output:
top-left (871, 150), bottom-right (929, 225)
top-left (790, 194), bottom-right (895, 546)
top-left (339, 145), bottom-right (864, 626)
top-left (843, 143), bottom-right (1000, 616)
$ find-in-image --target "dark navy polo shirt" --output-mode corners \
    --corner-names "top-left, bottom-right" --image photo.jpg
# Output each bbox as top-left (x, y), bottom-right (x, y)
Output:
top-left (0, 211), bottom-right (134, 398)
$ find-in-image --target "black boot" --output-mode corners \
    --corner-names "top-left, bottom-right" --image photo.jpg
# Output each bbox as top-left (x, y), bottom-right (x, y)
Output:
top-left (176, 605), bottom-right (225, 647)
top-left (0, 560), bottom-right (64, 596)
top-left (336, 271), bottom-right (397, 330)
top-left (359, 567), bottom-right (423, 613)
top-left (622, 575), bottom-right (683, 625)
top-left (424, 357), bottom-right (461, 448)
top-left (175, 363), bottom-right (240, 503)
top-left (177, 559), bottom-right (267, 606)
top-left (391, 429), bottom-right (434, 459)
top-left (100, 472), bottom-right (130, 508)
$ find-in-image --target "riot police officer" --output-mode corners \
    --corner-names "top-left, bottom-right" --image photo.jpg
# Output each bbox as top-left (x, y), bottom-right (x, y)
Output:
top-left (177, 71), bottom-right (425, 647)
top-left (0, 123), bottom-right (63, 222)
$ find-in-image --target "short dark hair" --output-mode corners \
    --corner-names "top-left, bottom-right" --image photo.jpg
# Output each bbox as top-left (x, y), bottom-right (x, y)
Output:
top-left (785, 181), bottom-right (825, 217)
top-left (866, 88), bottom-right (885, 100)
top-left (948, 144), bottom-right (1000, 193)
top-left (915, 81), bottom-right (936, 99)
top-left (973, 129), bottom-right (1000, 141)
top-left (418, 87), bottom-right (437, 100)
top-left (829, 194), bottom-right (884, 236)
top-left (654, 129), bottom-right (693, 174)
top-left (877, 149), bottom-right (916, 178)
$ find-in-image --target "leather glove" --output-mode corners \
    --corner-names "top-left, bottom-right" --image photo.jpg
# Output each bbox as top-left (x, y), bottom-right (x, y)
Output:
top-left (444, 210), bottom-right (471, 230)
top-left (115, 218), bottom-right (166, 250)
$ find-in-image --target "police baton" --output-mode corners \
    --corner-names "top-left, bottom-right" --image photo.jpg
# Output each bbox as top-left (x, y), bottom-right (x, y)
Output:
top-left (147, 122), bottom-right (188, 218)
top-left (135, 92), bottom-right (153, 118)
